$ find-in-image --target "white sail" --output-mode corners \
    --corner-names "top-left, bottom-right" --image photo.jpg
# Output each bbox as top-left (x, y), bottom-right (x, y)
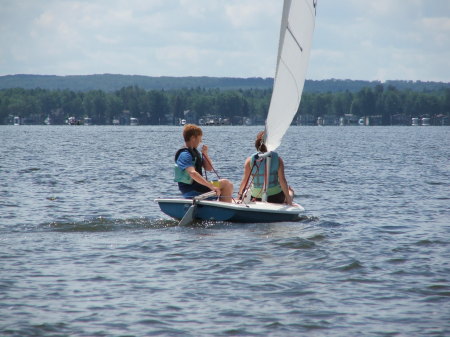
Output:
top-left (264, 0), bottom-right (317, 152)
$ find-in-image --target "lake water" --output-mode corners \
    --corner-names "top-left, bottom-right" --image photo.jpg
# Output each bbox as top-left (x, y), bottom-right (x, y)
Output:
top-left (1, 125), bottom-right (449, 336)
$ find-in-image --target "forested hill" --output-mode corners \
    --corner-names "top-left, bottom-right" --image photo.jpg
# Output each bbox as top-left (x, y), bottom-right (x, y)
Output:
top-left (0, 74), bottom-right (449, 93)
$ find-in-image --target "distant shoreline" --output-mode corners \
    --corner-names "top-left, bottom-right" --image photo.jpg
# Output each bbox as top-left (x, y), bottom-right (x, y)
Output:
top-left (2, 76), bottom-right (449, 127)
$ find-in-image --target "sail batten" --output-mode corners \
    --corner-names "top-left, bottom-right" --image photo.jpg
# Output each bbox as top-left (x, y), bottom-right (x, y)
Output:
top-left (287, 24), bottom-right (303, 52)
top-left (265, 0), bottom-right (317, 152)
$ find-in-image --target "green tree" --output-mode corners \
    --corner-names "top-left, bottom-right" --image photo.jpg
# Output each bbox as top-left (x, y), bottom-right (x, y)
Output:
top-left (381, 87), bottom-right (401, 125)
top-left (148, 90), bottom-right (169, 124)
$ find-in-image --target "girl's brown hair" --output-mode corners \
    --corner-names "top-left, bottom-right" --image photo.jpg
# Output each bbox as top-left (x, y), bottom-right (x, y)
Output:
top-left (255, 131), bottom-right (267, 153)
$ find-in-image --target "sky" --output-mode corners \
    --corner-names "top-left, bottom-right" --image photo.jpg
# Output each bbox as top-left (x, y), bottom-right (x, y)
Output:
top-left (1, 0), bottom-right (449, 82)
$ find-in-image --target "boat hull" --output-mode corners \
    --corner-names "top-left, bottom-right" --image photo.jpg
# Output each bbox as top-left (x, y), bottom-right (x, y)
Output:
top-left (155, 198), bottom-right (305, 223)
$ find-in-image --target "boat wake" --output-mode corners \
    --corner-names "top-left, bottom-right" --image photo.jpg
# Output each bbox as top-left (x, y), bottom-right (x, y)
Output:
top-left (41, 217), bottom-right (177, 232)
top-left (37, 214), bottom-right (325, 232)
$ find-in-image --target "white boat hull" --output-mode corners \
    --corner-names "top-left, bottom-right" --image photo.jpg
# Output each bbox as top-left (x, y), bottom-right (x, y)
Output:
top-left (155, 198), bottom-right (305, 223)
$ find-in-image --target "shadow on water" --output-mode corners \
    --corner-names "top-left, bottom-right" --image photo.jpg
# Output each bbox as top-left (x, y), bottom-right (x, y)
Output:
top-left (171, 215), bottom-right (346, 235)
top-left (184, 214), bottom-right (323, 229)
top-left (41, 217), bottom-right (178, 232)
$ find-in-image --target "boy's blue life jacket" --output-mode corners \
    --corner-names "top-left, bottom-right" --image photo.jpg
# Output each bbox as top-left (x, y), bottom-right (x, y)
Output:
top-left (174, 147), bottom-right (203, 184)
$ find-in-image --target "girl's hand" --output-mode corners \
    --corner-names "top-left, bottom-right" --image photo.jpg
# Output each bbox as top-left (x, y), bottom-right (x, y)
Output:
top-left (285, 194), bottom-right (293, 205)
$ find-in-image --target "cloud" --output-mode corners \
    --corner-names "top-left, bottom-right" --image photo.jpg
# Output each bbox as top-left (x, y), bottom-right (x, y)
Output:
top-left (224, 0), bottom-right (280, 28)
top-left (420, 17), bottom-right (450, 49)
top-left (308, 0), bottom-right (450, 81)
top-left (0, 0), bottom-right (449, 81)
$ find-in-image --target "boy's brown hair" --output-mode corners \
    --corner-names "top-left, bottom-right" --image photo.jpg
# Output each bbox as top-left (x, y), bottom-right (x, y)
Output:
top-left (183, 124), bottom-right (203, 142)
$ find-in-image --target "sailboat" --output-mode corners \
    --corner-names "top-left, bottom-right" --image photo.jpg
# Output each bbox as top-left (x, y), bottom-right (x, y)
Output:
top-left (155, 0), bottom-right (317, 223)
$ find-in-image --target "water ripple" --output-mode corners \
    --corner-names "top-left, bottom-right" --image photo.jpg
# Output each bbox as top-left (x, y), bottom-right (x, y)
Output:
top-left (41, 217), bottom-right (177, 232)
top-left (1, 126), bottom-right (449, 336)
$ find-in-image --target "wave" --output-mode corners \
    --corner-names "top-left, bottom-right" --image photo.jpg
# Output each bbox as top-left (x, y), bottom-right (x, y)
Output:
top-left (334, 260), bottom-right (364, 272)
top-left (40, 216), bottom-right (177, 232)
top-left (315, 220), bottom-right (345, 228)
top-left (272, 237), bottom-right (317, 250)
top-left (18, 167), bottom-right (41, 173)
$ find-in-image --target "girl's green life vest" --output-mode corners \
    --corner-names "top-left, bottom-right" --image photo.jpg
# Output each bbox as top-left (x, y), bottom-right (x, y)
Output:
top-left (173, 148), bottom-right (203, 184)
top-left (250, 152), bottom-right (282, 197)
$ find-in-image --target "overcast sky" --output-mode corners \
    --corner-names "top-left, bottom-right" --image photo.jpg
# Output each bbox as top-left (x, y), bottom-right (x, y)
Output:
top-left (1, 0), bottom-right (449, 81)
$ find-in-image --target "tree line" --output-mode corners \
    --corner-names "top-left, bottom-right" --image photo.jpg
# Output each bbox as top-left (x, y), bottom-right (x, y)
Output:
top-left (1, 85), bottom-right (449, 125)
top-left (2, 74), bottom-right (449, 93)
